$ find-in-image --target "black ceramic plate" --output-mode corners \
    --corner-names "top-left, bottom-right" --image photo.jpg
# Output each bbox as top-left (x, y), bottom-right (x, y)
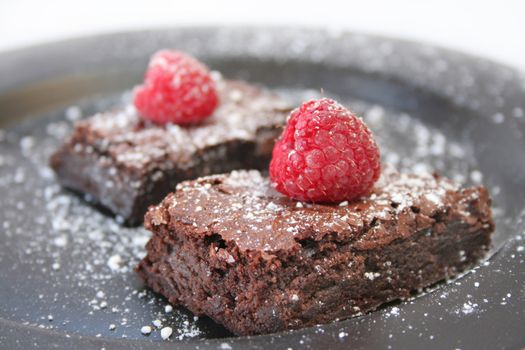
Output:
top-left (0, 28), bottom-right (524, 350)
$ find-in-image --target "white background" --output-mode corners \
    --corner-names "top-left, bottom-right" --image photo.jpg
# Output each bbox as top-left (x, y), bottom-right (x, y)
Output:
top-left (1, 0), bottom-right (524, 71)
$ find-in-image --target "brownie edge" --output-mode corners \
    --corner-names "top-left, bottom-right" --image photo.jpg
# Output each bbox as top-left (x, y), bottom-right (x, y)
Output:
top-left (137, 168), bottom-right (494, 335)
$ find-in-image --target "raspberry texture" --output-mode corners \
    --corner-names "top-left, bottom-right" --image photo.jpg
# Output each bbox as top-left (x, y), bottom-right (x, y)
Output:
top-left (133, 50), bottom-right (219, 124)
top-left (269, 98), bottom-right (381, 202)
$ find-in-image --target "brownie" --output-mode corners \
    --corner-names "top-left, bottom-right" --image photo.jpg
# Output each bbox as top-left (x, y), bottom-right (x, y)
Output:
top-left (50, 78), bottom-right (290, 224)
top-left (136, 167), bottom-right (494, 335)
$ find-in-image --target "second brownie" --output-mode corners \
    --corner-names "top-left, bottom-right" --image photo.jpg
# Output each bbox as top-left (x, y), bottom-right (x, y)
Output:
top-left (50, 78), bottom-right (290, 224)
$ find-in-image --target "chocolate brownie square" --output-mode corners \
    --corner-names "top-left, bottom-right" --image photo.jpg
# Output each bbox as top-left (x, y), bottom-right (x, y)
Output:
top-left (136, 167), bottom-right (494, 335)
top-left (50, 78), bottom-right (290, 224)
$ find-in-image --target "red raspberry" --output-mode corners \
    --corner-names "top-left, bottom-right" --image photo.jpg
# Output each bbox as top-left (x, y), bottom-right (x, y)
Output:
top-left (269, 98), bottom-right (381, 203)
top-left (133, 50), bottom-right (218, 125)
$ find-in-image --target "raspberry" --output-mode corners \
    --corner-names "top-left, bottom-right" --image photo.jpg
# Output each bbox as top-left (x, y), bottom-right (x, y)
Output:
top-left (133, 50), bottom-right (218, 125)
top-left (269, 98), bottom-right (381, 203)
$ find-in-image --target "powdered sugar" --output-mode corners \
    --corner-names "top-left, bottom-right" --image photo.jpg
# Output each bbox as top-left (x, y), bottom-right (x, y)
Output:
top-left (0, 79), bottom-right (515, 345)
top-left (83, 80), bottom-right (289, 173)
top-left (162, 162), bottom-right (479, 253)
top-left (0, 105), bottom-right (204, 341)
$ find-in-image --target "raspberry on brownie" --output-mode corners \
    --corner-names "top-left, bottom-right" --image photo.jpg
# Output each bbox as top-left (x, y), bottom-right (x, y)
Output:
top-left (50, 51), bottom-right (290, 224)
top-left (270, 98), bottom-right (381, 202)
top-left (134, 50), bottom-right (219, 125)
top-left (137, 168), bottom-right (494, 335)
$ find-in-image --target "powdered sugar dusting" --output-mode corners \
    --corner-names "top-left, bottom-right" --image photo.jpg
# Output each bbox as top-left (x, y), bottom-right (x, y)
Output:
top-left (0, 103), bottom-right (208, 341)
top-left (82, 79), bottom-right (289, 171)
top-left (0, 75), bottom-right (517, 344)
top-left (163, 163), bottom-right (475, 252)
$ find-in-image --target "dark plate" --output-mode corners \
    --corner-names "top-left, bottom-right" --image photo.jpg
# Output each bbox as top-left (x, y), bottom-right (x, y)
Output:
top-left (0, 28), bottom-right (524, 350)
